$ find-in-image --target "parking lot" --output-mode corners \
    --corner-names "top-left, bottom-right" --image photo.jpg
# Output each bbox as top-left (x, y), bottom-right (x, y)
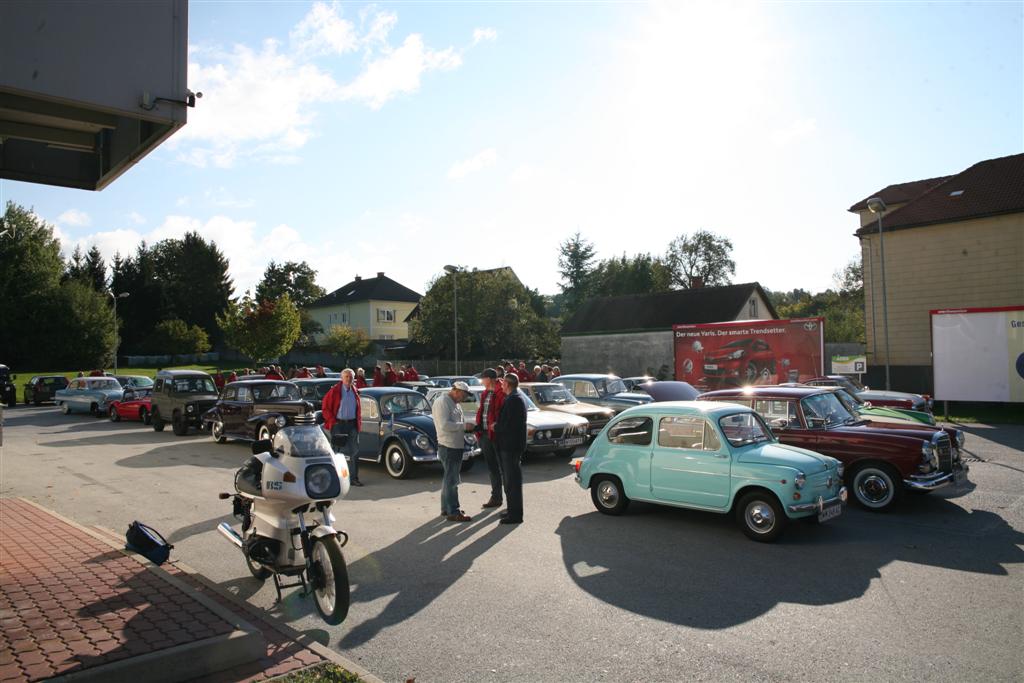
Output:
top-left (2, 406), bottom-right (1022, 682)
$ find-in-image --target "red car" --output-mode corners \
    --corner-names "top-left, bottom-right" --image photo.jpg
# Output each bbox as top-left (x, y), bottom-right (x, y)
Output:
top-left (702, 338), bottom-right (776, 386)
top-left (804, 375), bottom-right (932, 413)
top-left (109, 389), bottom-right (153, 424)
top-left (698, 386), bottom-right (968, 511)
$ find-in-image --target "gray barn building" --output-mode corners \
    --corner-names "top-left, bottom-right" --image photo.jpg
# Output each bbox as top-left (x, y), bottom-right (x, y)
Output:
top-left (560, 283), bottom-right (778, 377)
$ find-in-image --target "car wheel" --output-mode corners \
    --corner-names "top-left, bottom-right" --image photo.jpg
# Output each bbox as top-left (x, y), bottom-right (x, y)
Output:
top-left (384, 441), bottom-right (410, 479)
top-left (60, 402), bottom-right (70, 415)
top-left (590, 476), bottom-right (629, 515)
top-left (109, 406), bottom-right (120, 422)
top-left (90, 402), bottom-right (101, 417)
top-left (212, 418), bottom-right (228, 444)
top-left (850, 464), bottom-right (902, 511)
top-left (152, 407), bottom-right (165, 432)
top-left (141, 408), bottom-right (151, 425)
top-left (172, 411), bottom-right (189, 436)
top-left (735, 491), bottom-right (786, 542)
top-left (744, 363), bottom-right (759, 383)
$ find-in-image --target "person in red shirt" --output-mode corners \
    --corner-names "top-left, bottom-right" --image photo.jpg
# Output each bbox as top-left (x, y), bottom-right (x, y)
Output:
top-left (405, 365), bottom-right (420, 381)
top-left (475, 368), bottom-right (506, 509)
top-left (383, 362), bottom-right (398, 386)
top-left (90, 369), bottom-right (104, 377)
top-left (227, 371), bottom-right (238, 383)
top-left (397, 365), bottom-right (407, 382)
top-left (265, 366), bottom-right (284, 380)
top-left (516, 361), bottom-right (531, 382)
top-left (213, 372), bottom-right (225, 391)
top-left (295, 367), bottom-right (311, 379)
top-left (354, 368), bottom-right (368, 389)
top-left (372, 365), bottom-right (383, 386)
top-left (321, 368), bottom-right (363, 486)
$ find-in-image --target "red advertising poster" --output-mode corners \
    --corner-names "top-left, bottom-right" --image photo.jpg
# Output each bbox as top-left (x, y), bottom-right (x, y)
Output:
top-left (673, 318), bottom-right (825, 389)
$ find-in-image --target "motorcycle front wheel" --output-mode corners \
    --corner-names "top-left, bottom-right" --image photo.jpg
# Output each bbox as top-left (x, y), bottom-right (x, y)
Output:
top-left (310, 536), bottom-right (350, 625)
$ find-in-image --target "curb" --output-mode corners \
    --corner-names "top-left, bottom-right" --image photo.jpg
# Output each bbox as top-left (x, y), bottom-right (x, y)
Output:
top-left (16, 498), bottom-right (266, 683)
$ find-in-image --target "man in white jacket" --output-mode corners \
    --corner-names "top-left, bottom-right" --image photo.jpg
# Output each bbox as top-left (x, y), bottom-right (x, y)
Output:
top-left (432, 381), bottom-right (471, 522)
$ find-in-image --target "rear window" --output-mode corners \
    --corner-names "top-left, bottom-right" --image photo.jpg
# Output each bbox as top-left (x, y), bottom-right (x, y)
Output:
top-left (607, 416), bottom-right (653, 446)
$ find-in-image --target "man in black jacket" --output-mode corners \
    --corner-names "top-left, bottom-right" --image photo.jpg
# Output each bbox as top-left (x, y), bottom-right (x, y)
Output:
top-left (493, 373), bottom-right (527, 524)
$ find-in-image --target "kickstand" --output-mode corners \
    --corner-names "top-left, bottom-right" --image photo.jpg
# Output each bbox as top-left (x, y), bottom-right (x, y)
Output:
top-left (272, 572), bottom-right (309, 603)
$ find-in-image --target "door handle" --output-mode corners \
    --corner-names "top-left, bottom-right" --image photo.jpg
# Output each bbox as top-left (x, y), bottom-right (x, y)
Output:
top-left (711, 453), bottom-right (728, 458)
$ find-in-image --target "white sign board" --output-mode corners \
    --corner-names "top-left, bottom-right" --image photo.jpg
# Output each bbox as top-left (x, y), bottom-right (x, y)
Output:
top-left (931, 306), bottom-right (1024, 402)
top-left (832, 355), bottom-right (867, 374)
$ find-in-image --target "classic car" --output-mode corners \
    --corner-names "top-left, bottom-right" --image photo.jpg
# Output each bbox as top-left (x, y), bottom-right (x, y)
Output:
top-left (354, 387), bottom-right (480, 479)
top-left (573, 401), bottom-right (847, 542)
top-left (640, 381), bottom-right (700, 402)
top-left (112, 375), bottom-right (155, 391)
top-left (551, 374), bottom-right (653, 413)
top-left (519, 382), bottom-right (613, 440)
top-left (702, 337), bottom-right (776, 385)
top-left (54, 376), bottom-right (124, 416)
top-left (293, 378), bottom-right (338, 411)
top-left (825, 386), bottom-right (936, 426)
top-left (621, 376), bottom-right (654, 392)
top-left (804, 375), bottom-right (932, 413)
top-left (429, 375), bottom-right (482, 388)
top-left (22, 375), bottom-right (69, 405)
top-left (698, 386), bottom-right (968, 511)
top-left (151, 370), bottom-right (219, 435)
top-left (108, 388), bottom-right (153, 423)
top-left (0, 365), bottom-right (17, 407)
top-left (204, 380), bottom-right (311, 443)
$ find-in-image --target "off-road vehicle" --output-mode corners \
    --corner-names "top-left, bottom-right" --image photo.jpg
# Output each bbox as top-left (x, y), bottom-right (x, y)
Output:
top-left (151, 369), bottom-right (219, 436)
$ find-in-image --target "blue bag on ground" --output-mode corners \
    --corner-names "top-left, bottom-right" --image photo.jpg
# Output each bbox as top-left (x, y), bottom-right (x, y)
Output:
top-left (125, 521), bottom-right (173, 565)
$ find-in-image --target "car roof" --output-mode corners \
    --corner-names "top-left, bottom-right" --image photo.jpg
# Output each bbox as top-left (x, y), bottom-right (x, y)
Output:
top-left (361, 387), bottom-right (423, 396)
top-left (226, 379), bottom-right (295, 387)
top-left (701, 386), bottom-right (827, 399)
top-left (156, 370), bottom-right (212, 377)
top-left (617, 400), bottom-right (751, 416)
top-left (520, 382), bottom-right (559, 387)
top-left (293, 378), bottom-right (337, 384)
top-left (554, 374), bottom-right (621, 381)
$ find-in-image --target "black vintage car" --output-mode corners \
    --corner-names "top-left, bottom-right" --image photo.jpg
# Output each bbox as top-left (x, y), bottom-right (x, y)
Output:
top-left (23, 375), bottom-right (70, 405)
top-left (293, 378), bottom-right (338, 411)
top-left (0, 365), bottom-right (17, 407)
top-left (204, 380), bottom-right (311, 444)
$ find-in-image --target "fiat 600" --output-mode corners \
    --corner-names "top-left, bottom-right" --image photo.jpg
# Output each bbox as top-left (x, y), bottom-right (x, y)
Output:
top-left (573, 401), bottom-right (846, 542)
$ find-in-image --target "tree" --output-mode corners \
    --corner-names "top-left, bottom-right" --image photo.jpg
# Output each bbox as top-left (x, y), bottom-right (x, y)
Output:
top-left (110, 241), bottom-right (170, 354)
top-left (323, 325), bottom-right (372, 363)
top-left (255, 261), bottom-right (326, 309)
top-left (217, 293), bottom-right (302, 363)
top-left (63, 245), bottom-right (87, 284)
top-left (83, 245), bottom-right (107, 292)
top-left (557, 231), bottom-right (596, 316)
top-left (770, 256), bottom-right (865, 344)
top-left (145, 319), bottom-right (211, 355)
top-left (43, 280), bottom-right (117, 369)
top-left (152, 232), bottom-right (233, 344)
top-left (666, 230), bottom-right (736, 288)
top-left (591, 253), bottom-right (673, 298)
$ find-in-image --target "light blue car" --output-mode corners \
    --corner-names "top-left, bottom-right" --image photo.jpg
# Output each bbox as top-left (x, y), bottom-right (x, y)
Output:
top-left (573, 401), bottom-right (847, 542)
top-left (54, 376), bottom-right (124, 416)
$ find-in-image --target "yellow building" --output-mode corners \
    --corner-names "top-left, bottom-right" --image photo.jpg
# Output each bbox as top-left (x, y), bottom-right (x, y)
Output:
top-left (850, 153), bottom-right (1024, 393)
top-left (307, 272), bottom-right (421, 342)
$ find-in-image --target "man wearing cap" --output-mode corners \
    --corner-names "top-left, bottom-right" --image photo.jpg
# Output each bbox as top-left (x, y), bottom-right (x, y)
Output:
top-left (494, 373), bottom-right (527, 524)
top-left (432, 381), bottom-right (472, 522)
top-left (475, 368), bottom-right (506, 509)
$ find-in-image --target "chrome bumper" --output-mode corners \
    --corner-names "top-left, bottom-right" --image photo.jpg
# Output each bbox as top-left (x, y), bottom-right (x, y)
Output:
top-left (787, 487), bottom-right (848, 513)
top-left (410, 447), bottom-right (480, 463)
top-left (904, 463), bottom-right (969, 491)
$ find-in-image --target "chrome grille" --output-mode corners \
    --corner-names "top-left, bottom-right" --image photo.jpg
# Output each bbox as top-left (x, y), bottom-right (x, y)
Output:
top-left (936, 434), bottom-right (952, 472)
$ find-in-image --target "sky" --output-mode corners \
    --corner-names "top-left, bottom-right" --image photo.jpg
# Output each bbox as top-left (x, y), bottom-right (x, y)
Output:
top-left (2, 0), bottom-right (1022, 300)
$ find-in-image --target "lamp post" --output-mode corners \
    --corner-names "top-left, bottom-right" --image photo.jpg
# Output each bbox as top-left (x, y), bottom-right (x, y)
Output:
top-left (866, 197), bottom-right (891, 390)
top-left (109, 291), bottom-right (130, 373)
top-left (443, 265), bottom-right (459, 375)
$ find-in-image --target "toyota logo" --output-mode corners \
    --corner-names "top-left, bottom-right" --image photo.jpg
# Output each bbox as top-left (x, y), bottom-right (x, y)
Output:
top-left (803, 321), bottom-right (817, 331)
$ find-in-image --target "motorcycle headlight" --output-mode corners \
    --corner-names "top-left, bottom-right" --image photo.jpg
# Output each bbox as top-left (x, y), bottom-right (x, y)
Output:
top-left (794, 472), bottom-right (806, 489)
top-left (275, 416), bottom-right (286, 428)
top-left (464, 433), bottom-right (478, 446)
top-left (186, 404), bottom-right (195, 413)
top-left (415, 434), bottom-right (431, 450)
top-left (956, 431), bottom-right (965, 449)
top-left (305, 464), bottom-right (338, 499)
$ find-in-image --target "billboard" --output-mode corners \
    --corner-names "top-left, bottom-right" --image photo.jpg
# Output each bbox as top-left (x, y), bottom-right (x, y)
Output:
top-left (673, 318), bottom-right (824, 389)
top-left (931, 306), bottom-right (1024, 402)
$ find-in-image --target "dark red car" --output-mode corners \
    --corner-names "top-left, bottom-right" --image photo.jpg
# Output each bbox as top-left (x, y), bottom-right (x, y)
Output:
top-left (698, 386), bottom-right (968, 511)
top-left (702, 338), bottom-right (776, 386)
top-left (804, 375), bottom-right (932, 413)
top-left (108, 388), bottom-right (153, 424)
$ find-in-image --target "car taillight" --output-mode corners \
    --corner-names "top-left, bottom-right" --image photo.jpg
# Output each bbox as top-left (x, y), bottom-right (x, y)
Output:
top-left (573, 459), bottom-right (582, 473)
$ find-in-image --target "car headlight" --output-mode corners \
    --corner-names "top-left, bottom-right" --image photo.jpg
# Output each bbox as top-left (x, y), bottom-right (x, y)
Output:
top-left (921, 441), bottom-right (934, 459)
top-left (956, 431), bottom-right (965, 448)
top-left (729, 350), bottom-right (744, 359)
top-left (305, 464), bottom-right (337, 498)
top-left (464, 433), bottom-right (478, 446)
top-left (415, 434), bottom-right (431, 450)
top-left (186, 404), bottom-right (195, 413)
top-left (794, 472), bottom-right (806, 489)
top-left (275, 416), bottom-right (286, 428)
top-left (836, 462), bottom-right (844, 478)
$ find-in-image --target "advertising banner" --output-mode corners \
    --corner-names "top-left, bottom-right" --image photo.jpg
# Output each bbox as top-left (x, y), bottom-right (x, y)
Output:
top-left (832, 355), bottom-right (867, 374)
top-left (931, 306), bottom-right (1024, 402)
top-left (673, 318), bottom-right (824, 389)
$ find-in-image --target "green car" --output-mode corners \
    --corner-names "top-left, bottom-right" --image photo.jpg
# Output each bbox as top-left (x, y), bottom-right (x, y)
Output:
top-left (573, 401), bottom-right (847, 542)
top-left (830, 387), bottom-right (935, 425)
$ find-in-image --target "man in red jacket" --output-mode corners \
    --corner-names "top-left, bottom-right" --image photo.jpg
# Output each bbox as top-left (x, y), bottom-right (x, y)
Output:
top-left (475, 368), bottom-right (506, 508)
top-left (405, 364), bottom-right (420, 381)
top-left (322, 368), bottom-right (363, 487)
top-left (383, 362), bottom-right (398, 386)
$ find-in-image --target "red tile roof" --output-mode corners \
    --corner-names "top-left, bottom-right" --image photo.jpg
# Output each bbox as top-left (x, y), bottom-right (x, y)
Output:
top-left (853, 153), bottom-right (1024, 235)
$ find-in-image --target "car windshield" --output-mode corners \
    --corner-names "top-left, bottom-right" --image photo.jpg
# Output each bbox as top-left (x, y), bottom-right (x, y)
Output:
top-left (276, 425), bottom-right (334, 458)
top-left (251, 383), bottom-right (301, 401)
top-left (834, 388), bottom-right (864, 408)
top-left (172, 377), bottom-right (217, 393)
top-left (89, 379), bottom-right (121, 390)
top-left (838, 376), bottom-right (865, 392)
top-left (380, 393), bottom-right (431, 416)
top-left (801, 392), bottom-right (857, 427)
top-left (596, 378), bottom-right (627, 397)
top-left (718, 412), bottom-right (773, 447)
top-left (519, 390), bottom-right (539, 412)
top-left (132, 377), bottom-right (154, 388)
top-left (531, 385), bottom-right (577, 404)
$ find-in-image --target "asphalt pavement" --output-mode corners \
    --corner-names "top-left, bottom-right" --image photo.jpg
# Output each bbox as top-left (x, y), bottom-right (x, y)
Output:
top-left (1, 406), bottom-right (1022, 682)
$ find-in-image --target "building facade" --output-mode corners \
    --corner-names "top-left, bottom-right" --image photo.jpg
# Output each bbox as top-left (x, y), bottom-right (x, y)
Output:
top-left (307, 272), bottom-right (421, 342)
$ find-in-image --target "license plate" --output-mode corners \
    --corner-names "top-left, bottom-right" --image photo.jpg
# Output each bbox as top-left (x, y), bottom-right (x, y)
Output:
top-left (559, 437), bottom-right (585, 447)
top-left (704, 364), bottom-right (718, 370)
top-left (953, 469), bottom-right (967, 486)
top-left (818, 502), bottom-right (842, 522)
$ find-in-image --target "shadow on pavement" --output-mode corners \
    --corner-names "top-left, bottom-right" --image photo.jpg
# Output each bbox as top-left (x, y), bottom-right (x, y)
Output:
top-left (557, 498), bottom-right (1024, 630)
top-left (958, 424), bottom-right (1024, 453)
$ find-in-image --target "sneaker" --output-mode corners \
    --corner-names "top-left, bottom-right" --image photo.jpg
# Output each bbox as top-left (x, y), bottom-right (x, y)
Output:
top-left (481, 498), bottom-right (502, 509)
top-left (446, 513), bottom-right (472, 522)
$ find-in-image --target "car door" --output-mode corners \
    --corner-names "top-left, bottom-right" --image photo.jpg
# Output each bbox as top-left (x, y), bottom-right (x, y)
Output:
top-left (603, 415), bottom-right (655, 495)
top-left (218, 386), bottom-right (241, 434)
top-left (234, 385), bottom-right (256, 437)
top-left (651, 415), bottom-right (731, 508)
top-left (358, 397), bottom-right (381, 459)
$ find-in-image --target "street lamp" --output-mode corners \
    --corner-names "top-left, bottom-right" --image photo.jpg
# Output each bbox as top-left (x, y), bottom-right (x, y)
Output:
top-left (866, 196), bottom-right (891, 390)
top-left (443, 265), bottom-right (459, 375)
top-left (108, 291), bottom-right (130, 373)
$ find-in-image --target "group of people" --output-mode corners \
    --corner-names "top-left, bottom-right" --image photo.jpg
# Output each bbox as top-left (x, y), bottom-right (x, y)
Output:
top-left (497, 361), bottom-right (561, 384)
top-left (432, 368), bottom-right (527, 525)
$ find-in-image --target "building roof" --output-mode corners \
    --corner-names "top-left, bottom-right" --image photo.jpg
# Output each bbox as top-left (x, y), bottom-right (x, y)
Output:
top-left (561, 282), bottom-right (778, 336)
top-left (848, 176), bottom-right (951, 212)
top-left (308, 272), bottom-right (422, 308)
top-left (852, 153), bottom-right (1024, 234)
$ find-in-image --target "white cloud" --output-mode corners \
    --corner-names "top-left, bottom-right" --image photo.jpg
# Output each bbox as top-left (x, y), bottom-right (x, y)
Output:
top-left (290, 1), bottom-right (359, 57)
top-left (771, 117), bottom-right (818, 147)
top-left (473, 27), bottom-right (498, 45)
top-left (337, 34), bottom-right (462, 110)
top-left (127, 211), bottom-right (146, 225)
top-left (56, 209), bottom-right (91, 227)
top-left (447, 148), bottom-right (498, 180)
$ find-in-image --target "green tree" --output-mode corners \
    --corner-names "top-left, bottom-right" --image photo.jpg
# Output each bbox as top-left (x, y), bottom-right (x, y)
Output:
top-left (0, 202), bottom-right (66, 366)
top-left (83, 245), bottom-right (107, 292)
top-left (110, 241), bottom-right (171, 353)
top-left (557, 231), bottom-right (596, 316)
top-left (153, 232), bottom-right (233, 344)
top-left (323, 324), bottom-right (372, 363)
top-left (591, 252), bottom-right (673, 297)
top-left (43, 280), bottom-right (117, 369)
top-left (255, 261), bottom-right (326, 308)
top-left (217, 293), bottom-right (301, 363)
top-left (772, 257), bottom-right (865, 344)
top-left (145, 319), bottom-right (211, 355)
top-left (666, 230), bottom-right (735, 288)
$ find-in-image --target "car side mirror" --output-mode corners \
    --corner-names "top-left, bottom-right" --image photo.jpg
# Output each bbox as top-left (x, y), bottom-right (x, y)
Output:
top-left (770, 418), bottom-right (789, 430)
top-left (862, 401), bottom-right (873, 408)
top-left (807, 417), bottom-right (827, 429)
top-left (251, 439), bottom-right (273, 455)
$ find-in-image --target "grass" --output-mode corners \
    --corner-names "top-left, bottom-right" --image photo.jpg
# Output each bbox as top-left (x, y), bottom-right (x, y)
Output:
top-left (937, 403), bottom-right (1024, 426)
top-left (272, 663), bottom-right (363, 682)
top-left (11, 365), bottom-right (224, 383)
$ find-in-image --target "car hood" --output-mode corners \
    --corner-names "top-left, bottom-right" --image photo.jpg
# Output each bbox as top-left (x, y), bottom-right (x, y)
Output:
top-left (607, 392), bottom-right (653, 405)
top-left (857, 418), bottom-right (951, 438)
top-left (528, 411), bottom-right (587, 429)
top-left (859, 389), bottom-right (923, 402)
top-left (832, 422), bottom-right (938, 442)
top-left (740, 442), bottom-right (834, 474)
top-left (391, 413), bottom-right (437, 437)
top-left (642, 382), bottom-right (699, 402)
top-left (539, 403), bottom-right (612, 419)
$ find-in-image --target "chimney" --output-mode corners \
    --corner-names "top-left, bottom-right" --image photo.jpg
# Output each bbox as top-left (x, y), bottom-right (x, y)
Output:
top-left (354, 275), bottom-right (361, 281)
top-left (377, 271), bottom-right (385, 278)
top-left (690, 276), bottom-right (704, 289)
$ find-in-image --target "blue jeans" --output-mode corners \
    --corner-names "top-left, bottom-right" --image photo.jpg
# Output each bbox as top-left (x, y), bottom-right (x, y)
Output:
top-left (439, 445), bottom-right (463, 515)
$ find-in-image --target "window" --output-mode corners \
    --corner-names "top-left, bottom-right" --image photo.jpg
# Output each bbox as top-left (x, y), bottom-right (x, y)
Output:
top-left (340, 312), bottom-right (348, 324)
top-left (658, 415), bottom-right (706, 449)
top-left (361, 397), bottom-right (379, 419)
top-left (236, 386), bottom-right (252, 402)
top-left (69, 379), bottom-right (82, 390)
top-left (753, 399), bottom-right (796, 422)
top-left (607, 416), bottom-right (653, 446)
top-left (718, 412), bottom-right (772, 447)
top-left (749, 298), bottom-right (758, 318)
top-left (574, 381), bottom-right (599, 398)
top-left (377, 308), bottom-right (396, 323)
top-left (379, 334), bottom-right (394, 340)
top-left (222, 387), bottom-right (237, 401)
top-left (703, 422), bottom-right (723, 451)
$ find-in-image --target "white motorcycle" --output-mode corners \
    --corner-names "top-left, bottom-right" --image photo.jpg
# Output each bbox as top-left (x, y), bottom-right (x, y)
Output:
top-left (218, 414), bottom-right (351, 624)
